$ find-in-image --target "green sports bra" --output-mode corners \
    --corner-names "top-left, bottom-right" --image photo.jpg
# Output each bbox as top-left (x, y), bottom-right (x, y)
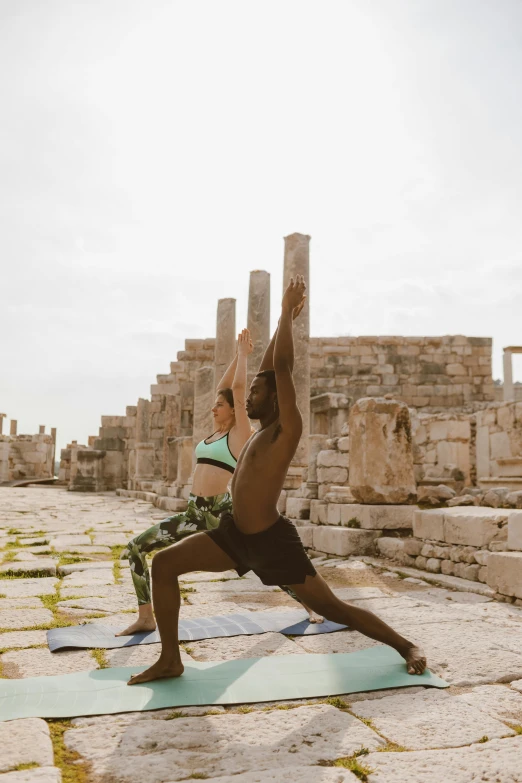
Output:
top-left (194, 431), bottom-right (237, 474)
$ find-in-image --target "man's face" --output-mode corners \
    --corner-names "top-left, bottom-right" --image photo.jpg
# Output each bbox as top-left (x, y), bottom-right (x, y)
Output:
top-left (246, 377), bottom-right (273, 419)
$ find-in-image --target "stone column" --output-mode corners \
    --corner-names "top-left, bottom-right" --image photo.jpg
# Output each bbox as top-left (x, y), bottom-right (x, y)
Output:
top-left (163, 396), bottom-right (181, 480)
top-left (135, 398), bottom-right (154, 481)
top-left (349, 397), bottom-right (417, 504)
top-left (39, 425), bottom-right (45, 434)
top-left (136, 398), bottom-right (151, 444)
top-left (0, 414), bottom-right (6, 435)
top-left (192, 367), bottom-right (215, 469)
top-left (283, 232), bottom-right (311, 474)
top-left (50, 428), bottom-right (57, 476)
top-left (10, 420), bottom-right (17, 436)
top-left (215, 298), bottom-right (236, 387)
top-left (503, 349), bottom-right (514, 401)
top-left (247, 270), bottom-right (271, 387)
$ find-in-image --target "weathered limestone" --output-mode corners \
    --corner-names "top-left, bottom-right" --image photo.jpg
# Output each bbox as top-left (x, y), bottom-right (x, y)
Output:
top-left (413, 507), bottom-right (512, 548)
top-left (162, 395), bottom-right (180, 479)
top-left (508, 512), bottom-right (522, 550)
top-left (192, 367), bottom-right (215, 468)
top-left (503, 346), bottom-right (521, 401)
top-left (69, 449), bottom-right (106, 492)
top-left (283, 232), bottom-right (310, 470)
top-left (0, 413), bottom-right (5, 434)
top-left (0, 718), bottom-right (54, 772)
top-left (176, 436), bottom-right (194, 486)
top-left (487, 551), bottom-right (522, 598)
top-left (312, 525), bottom-right (380, 556)
top-left (134, 398), bottom-right (154, 482)
top-left (247, 270), bottom-right (270, 388)
top-left (9, 420), bottom-right (17, 436)
top-left (349, 397), bottom-right (416, 504)
top-left (215, 298), bottom-right (236, 385)
top-left (326, 503), bottom-right (415, 530)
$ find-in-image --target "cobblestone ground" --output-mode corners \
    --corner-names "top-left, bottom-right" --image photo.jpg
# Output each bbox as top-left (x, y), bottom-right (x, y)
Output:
top-left (1, 487), bottom-right (522, 782)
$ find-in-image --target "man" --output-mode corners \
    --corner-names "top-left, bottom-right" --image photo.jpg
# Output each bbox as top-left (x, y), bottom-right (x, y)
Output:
top-left (129, 276), bottom-right (426, 685)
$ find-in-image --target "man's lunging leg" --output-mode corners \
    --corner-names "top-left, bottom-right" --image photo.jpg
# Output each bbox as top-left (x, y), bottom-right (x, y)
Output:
top-left (128, 533), bottom-right (238, 685)
top-left (289, 573), bottom-right (426, 674)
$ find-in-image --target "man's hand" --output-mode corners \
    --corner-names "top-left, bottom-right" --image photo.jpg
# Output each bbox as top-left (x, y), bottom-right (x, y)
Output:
top-left (282, 275), bottom-right (307, 315)
top-left (237, 328), bottom-right (254, 357)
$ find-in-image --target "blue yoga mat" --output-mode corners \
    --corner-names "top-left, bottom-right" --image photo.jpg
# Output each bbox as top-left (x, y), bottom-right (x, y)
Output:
top-left (0, 647), bottom-right (448, 721)
top-left (47, 610), bottom-right (348, 652)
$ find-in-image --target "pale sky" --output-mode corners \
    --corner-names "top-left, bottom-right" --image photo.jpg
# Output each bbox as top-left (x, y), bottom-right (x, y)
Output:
top-left (1, 0), bottom-right (520, 455)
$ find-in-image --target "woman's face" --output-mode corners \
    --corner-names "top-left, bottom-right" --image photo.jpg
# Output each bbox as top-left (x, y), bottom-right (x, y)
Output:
top-left (211, 394), bottom-right (234, 426)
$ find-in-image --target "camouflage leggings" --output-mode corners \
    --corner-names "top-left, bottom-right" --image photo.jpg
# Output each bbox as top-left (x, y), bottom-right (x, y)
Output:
top-left (122, 492), bottom-right (303, 608)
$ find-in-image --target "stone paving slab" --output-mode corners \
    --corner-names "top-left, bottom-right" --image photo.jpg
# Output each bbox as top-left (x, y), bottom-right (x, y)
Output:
top-left (0, 609), bottom-right (53, 631)
top-left (57, 594), bottom-right (136, 612)
top-left (59, 584), bottom-right (134, 599)
top-left (188, 632), bottom-right (308, 661)
top-left (61, 571), bottom-right (115, 586)
top-left (350, 689), bottom-right (514, 749)
top-left (0, 630), bottom-right (48, 649)
top-left (0, 768), bottom-right (62, 783)
top-left (64, 704), bottom-right (383, 781)
top-left (180, 570), bottom-right (243, 583)
top-left (195, 769), bottom-right (360, 782)
top-left (455, 685), bottom-right (522, 723)
top-left (365, 736), bottom-right (522, 782)
top-left (1, 647), bottom-right (98, 678)
top-left (93, 533), bottom-right (130, 546)
top-left (0, 597), bottom-right (44, 609)
top-left (58, 561), bottom-right (114, 575)
top-left (71, 705), bottom-right (226, 726)
top-left (0, 560), bottom-right (56, 577)
top-left (0, 578), bottom-right (58, 597)
top-left (0, 717), bottom-right (54, 772)
top-left (48, 534), bottom-right (92, 548)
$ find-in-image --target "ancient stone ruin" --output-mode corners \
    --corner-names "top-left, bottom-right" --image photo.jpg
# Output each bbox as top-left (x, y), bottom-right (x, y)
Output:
top-left (45, 233), bottom-right (522, 606)
top-left (0, 415), bottom-right (56, 486)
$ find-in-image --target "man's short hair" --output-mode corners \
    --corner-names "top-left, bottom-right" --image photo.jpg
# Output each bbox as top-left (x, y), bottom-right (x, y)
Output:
top-left (255, 370), bottom-right (277, 394)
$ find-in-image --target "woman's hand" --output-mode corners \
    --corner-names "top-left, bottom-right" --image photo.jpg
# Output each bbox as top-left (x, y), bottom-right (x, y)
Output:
top-left (237, 328), bottom-right (254, 357)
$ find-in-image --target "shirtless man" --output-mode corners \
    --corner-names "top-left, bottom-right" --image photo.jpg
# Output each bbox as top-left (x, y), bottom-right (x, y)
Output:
top-left (129, 276), bottom-right (426, 685)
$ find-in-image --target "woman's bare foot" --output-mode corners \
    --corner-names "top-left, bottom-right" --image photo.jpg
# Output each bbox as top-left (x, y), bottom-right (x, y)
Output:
top-left (302, 602), bottom-right (324, 624)
top-left (115, 617), bottom-right (157, 637)
top-left (402, 645), bottom-right (427, 675)
top-left (128, 658), bottom-right (184, 685)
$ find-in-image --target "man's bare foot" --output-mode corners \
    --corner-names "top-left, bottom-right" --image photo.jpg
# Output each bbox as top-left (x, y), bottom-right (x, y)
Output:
top-left (115, 617), bottom-right (157, 637)
top-left (403, 645), bottom-right (427, 675)
top-left (128, 659), bottom-right (184, 685)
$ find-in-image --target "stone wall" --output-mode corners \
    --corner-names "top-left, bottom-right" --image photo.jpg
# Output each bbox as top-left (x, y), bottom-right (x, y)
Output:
top-left (476, 401), bottom-right (522, 487)
top-left (310, 335), bottom-right (494, 408)
top-left (0, 433), bottom-right (55, 482)
top-left (412, 412), bottom-right (473, 485)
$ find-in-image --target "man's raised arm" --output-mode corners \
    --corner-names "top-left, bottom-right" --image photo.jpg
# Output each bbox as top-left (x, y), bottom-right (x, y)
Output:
top-left (273, 276), bottom-right (306, 434)
top-left (257, 297), bottom-right (306, 374)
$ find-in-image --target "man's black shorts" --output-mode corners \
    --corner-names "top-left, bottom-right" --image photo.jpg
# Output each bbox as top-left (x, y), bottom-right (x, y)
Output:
top-left (205, 511), bottom-right (317, 586)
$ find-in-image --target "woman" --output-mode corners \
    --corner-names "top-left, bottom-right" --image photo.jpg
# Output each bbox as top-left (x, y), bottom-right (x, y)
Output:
top-left (117, 328), bottom-right (320, 636)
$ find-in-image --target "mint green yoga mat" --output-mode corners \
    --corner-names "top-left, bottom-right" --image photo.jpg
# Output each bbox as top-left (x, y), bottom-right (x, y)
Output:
top-left (0, 647), bottom-right (448, 721)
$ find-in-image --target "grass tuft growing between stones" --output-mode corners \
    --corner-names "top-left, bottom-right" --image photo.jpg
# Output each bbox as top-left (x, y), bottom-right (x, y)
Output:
top-left (48, 720), bottom-right (89, 783)
top-left (324, 696), bottom-right (351, 710)
top-left (0, 569), bottom-right (54, 579)
top-left (234, 705), bottom-right (254, 713)
top-left (13, 762), bottom-right (39, 771)
top-left (347, 518), bottom-right (361, 529)
top-left (319, 749), bottom-right (373, 781)
top-left (91, 648), bottom-right (108, 669)
top-left (377, 741), bottom-right (409, 752)
top-left (58, 556), bottom-right (91, 567)
top-left (508, 725), bottom-right (522, 735)
top-left (166, 711), bottom-right (185, 720)
top-left (187, 774), bottom-right (208, 780)
top-left (478, 735), bottom-right (489, 743)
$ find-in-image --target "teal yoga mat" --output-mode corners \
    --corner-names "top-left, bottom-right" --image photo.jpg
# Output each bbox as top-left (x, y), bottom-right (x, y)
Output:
top-left (0, 647), bottom-right (448, 721)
